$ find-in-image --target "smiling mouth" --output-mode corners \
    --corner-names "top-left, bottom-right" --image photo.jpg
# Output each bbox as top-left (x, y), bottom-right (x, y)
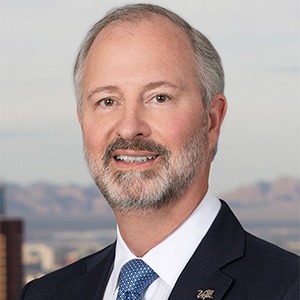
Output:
top-left (114, 155), bottom-right (158, 163)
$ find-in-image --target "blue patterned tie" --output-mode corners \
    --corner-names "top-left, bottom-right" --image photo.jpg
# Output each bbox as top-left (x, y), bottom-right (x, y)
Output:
top-left (116, 259), bottom-right (158, 300)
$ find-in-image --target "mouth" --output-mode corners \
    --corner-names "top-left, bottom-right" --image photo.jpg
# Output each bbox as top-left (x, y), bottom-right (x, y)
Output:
top-left (115, 155), bottom-right (158, 163)
top-left (103, 138), bottom-right (169, 170)
top-left (110, 150), bottom-right (159, 170)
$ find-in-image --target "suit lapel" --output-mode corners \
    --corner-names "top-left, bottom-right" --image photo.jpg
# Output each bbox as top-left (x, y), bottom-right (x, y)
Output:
top-left (168, 247), bottom-right (233, 300)
top-left (169, 201), bottom-right (246, 300)
top-left (61, 242), bottom-right (116, 300)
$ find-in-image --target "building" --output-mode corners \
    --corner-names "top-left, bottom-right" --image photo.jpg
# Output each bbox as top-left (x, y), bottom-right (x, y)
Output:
top-left (0, 218), bottom-right (23, 300)
top-left (0, 184), bottom-right (24, 300)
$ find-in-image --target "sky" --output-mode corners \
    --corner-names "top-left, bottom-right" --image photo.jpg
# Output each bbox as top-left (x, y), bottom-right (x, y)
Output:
top-left (1, 0), bottom-right (299, 194)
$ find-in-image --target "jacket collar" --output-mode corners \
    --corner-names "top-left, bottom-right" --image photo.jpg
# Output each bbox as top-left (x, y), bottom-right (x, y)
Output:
top-left (168, 200), bottom-right (246, 300)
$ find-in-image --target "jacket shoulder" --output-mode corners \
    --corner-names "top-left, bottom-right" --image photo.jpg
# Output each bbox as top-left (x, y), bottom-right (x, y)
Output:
top-left (244, 231), bottom-right (299, 274)
top-left (223, 228), bottom-right (299, 298)
top-left (19, 243), bottom-right (115, 299)
top-left (213, 201), bottom-right (299, 298)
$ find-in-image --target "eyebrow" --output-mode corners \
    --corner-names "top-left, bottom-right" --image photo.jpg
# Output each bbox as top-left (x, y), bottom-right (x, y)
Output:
top-left (87, 80), bottom-right (186, 101)
top-left (142, 81), bottom-right (187, 92)
top-left (87, 86), bottom-right (119, 101)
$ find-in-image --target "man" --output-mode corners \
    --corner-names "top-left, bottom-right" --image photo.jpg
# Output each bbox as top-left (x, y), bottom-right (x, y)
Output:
top-left (20, 4), bottom-right (299, 300)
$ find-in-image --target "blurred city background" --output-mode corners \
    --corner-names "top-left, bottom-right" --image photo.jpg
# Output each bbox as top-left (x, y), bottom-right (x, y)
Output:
top-left (1, 0), bottom-right (299, 299)
top-left (1, 177), bottom-right (299, 299)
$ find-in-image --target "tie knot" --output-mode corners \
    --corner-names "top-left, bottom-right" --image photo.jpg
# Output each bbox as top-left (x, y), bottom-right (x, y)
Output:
top-left (117, 259), bottom-right (158, 299)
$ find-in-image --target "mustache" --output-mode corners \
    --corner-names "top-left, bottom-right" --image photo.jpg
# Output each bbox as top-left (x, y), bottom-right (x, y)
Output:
top-left (103, 138), bottom-right (170, 162)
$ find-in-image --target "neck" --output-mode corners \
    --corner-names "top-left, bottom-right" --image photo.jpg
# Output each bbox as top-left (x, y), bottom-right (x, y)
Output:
top-left (114, 181), bottom-right (208, 257)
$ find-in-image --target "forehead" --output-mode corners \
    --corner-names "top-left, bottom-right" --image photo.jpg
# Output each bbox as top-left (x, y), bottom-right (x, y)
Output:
top-left (82, 16), bottom-right (198, 94)
top-left (86, 15), bottom-right (194, 66)
top-left (100, 15), bottom-right (190, 43)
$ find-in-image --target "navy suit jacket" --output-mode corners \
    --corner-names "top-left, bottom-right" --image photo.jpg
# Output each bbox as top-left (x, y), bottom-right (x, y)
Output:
top-left (20, 201), bottom-right (299, 299)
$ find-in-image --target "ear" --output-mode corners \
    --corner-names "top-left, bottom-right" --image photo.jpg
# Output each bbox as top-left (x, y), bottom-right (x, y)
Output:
top-left (207, 94), bottom-right (227, 151)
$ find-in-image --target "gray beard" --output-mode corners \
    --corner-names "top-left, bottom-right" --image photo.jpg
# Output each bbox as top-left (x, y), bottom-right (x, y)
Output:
top-left (84, 119), bottom-right (209, 215)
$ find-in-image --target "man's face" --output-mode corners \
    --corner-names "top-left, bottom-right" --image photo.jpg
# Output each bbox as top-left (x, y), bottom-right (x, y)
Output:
top-left (79, 18), bottom-right (215, 213)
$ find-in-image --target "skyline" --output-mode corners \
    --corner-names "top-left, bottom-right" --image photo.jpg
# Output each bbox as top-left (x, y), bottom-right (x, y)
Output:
top-left (1, 0), bottom-right (299, 194)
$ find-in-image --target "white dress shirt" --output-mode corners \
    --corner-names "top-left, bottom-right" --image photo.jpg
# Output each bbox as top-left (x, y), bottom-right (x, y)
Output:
top-left (103, 190), bottom-right (221, 300)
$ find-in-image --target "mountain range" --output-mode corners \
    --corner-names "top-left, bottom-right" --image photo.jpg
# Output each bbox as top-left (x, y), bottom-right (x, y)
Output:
top-left (221, 177), bottom-right (299, 222)
top-left (3, 177), bottom-right (299, 225)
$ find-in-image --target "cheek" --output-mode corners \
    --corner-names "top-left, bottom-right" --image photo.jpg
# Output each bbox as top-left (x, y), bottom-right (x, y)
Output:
top-left (81, 121), bottom-right (108, 154)
top-left (155, 112), bottom-right (202, 148)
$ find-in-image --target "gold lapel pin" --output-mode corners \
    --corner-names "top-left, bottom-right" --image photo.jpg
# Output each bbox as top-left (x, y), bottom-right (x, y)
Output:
top-left (197, 289), bottom-right (215, 299)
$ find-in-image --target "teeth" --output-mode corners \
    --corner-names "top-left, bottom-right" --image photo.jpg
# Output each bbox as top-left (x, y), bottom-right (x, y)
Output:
top-left (115, 155), bottom-right (156, 162)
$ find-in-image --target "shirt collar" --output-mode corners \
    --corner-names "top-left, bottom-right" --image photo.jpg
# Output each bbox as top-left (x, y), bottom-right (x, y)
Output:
top-left (110, 189), bottom-right (221, 291)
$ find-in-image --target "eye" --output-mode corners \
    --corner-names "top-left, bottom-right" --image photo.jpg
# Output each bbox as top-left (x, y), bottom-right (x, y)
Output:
top-left (98, 98), bottom-right (115, 107)
top-left (151, 94), bottom-right (170, 103)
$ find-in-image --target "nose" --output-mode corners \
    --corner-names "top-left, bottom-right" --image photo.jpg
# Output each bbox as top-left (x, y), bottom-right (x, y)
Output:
top-left (115, 102), bottom-right (151, 140)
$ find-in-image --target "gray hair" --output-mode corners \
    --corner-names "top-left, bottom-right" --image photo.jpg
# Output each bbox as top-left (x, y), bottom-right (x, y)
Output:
top-left (73, 3), bottom-right (224, 110)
